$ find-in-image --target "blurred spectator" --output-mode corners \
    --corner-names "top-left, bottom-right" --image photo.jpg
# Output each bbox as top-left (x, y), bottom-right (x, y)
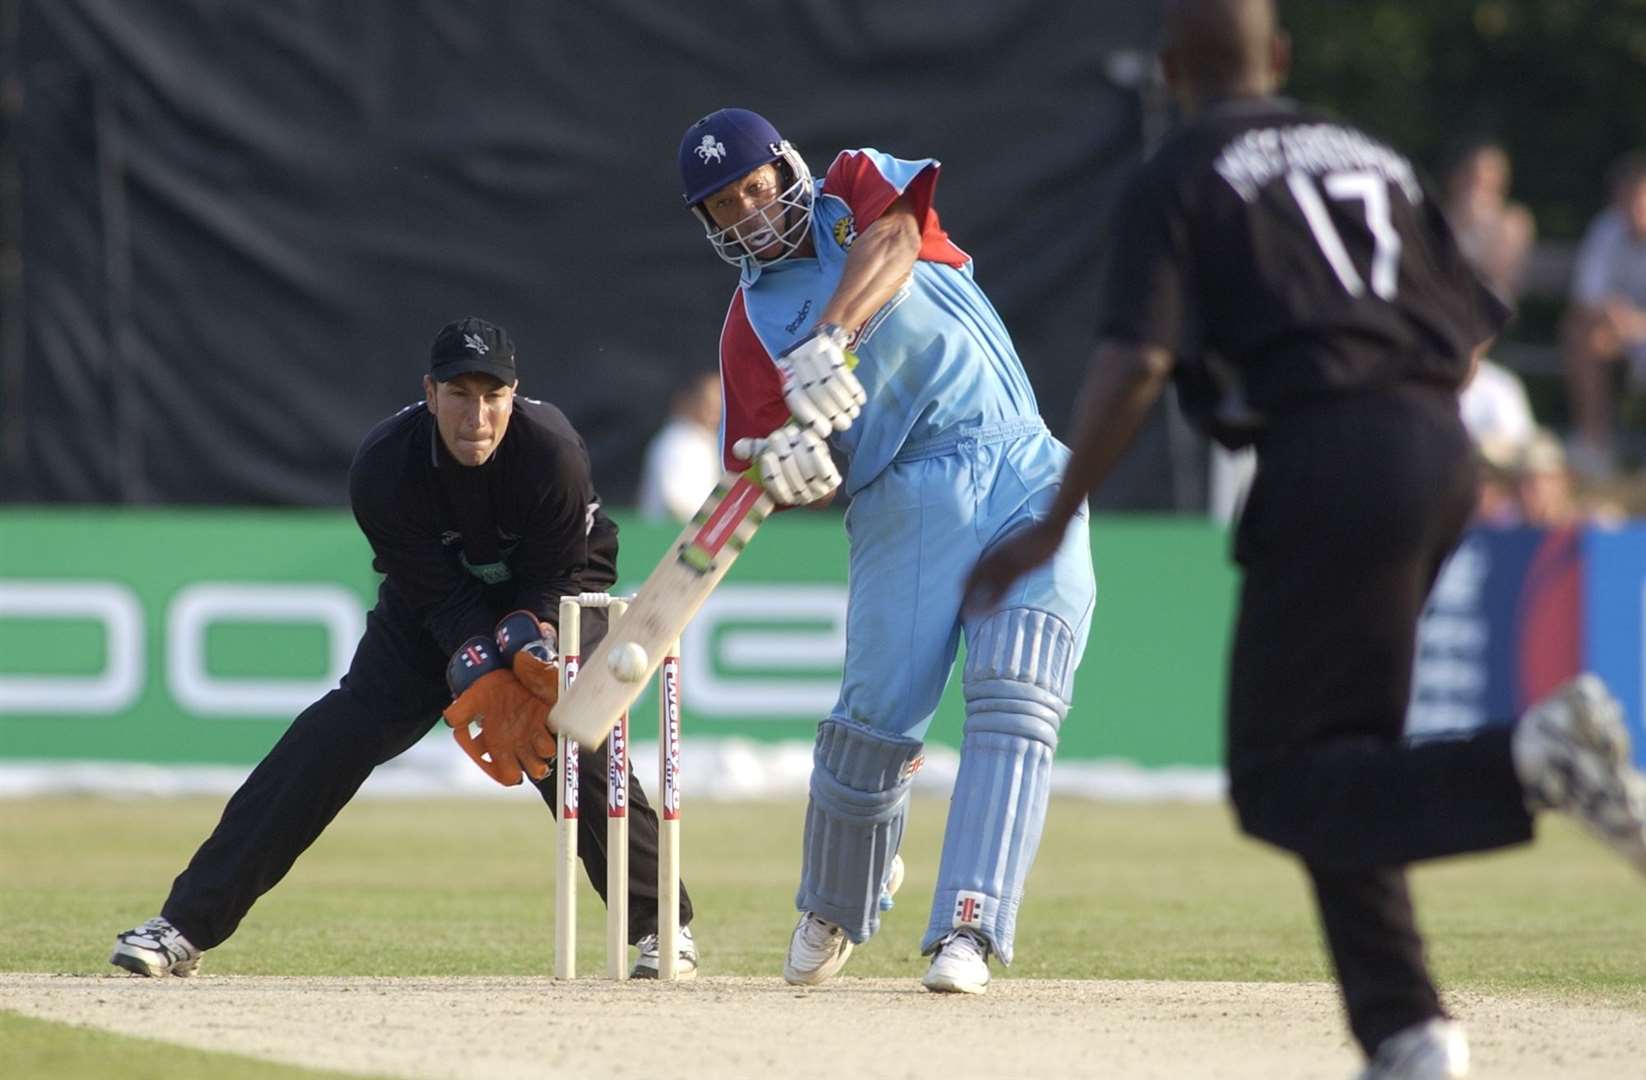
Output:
top-left (1460, 354), bottom-right (1536, 449)
top-left (637, 370), bottom-right (723, 522)
top-left (1562, 151), bottom-right (1646, 478)
top-left (1460, 344), bottom-right (1537, 526)
top-left (1208, 444), bottom-right (1255, 526)
top-left (1443, 140), bottom-right (1535, 302)
top-left (1472, 436), bottom-right (1523, 526)
top-left (1516, 428), bottom-right (1578, 528)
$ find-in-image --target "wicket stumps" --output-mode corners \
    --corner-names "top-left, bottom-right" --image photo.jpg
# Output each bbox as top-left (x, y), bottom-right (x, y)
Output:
top-left (555, 592), bottom-right (683, 981)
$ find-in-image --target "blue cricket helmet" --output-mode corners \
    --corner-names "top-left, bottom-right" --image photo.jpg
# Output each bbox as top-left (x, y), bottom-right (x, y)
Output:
top-left (678, 107), bottom-right (815, 268)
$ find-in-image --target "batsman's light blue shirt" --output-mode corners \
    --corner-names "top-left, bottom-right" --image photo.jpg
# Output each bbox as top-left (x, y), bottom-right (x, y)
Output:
top-left (718, 149), bottom-right (1043, 494)
top-left (714, 146), bottom-right (1095, 737)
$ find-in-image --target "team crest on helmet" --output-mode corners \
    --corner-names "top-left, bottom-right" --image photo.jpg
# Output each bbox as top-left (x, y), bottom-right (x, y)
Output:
top-left (695, 135), bottom-right (727, 163)
top-left (833, 215), bottom-right (857, 250)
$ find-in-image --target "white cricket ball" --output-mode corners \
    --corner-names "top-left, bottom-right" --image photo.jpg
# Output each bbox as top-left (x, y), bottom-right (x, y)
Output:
top-left (607, 641), bottom-right (649, 683)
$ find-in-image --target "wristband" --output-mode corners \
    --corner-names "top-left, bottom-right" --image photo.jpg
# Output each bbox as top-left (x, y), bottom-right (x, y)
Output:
top-left (494, 609), bottom-right (556, 661)
top-left (445, 635), bottom-right (503, 697)
top-left (815, 322), bottom-right (851, 348)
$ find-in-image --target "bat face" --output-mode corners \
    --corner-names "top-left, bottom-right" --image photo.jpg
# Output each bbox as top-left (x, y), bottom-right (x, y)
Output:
top-left (550, 471), bottom-right (772, 747)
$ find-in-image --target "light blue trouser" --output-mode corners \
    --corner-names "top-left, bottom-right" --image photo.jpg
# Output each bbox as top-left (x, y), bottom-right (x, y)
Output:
top-left (835, 420), bottom-right (1095, 739)
top-left (799, 419), bottom-right (1096, 959)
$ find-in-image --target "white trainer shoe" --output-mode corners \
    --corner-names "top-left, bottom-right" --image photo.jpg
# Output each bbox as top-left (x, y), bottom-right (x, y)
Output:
top-left (1357, 1019), bottom-right (1470, 1079)
top-left (783, 913), bottom-right (853, 986)
top-left (782, 855), bottom-right (904, 985)
top-left (630, 924), bottom-right (698, 980)
top-left (922, 928), bottom-right (991, 994)
top-left (1513, 674), bottom-right (1646, 874)
top-left (879, 854), bottom-right (906, 911)
top-left (111, 916), bottom-right (202, 978)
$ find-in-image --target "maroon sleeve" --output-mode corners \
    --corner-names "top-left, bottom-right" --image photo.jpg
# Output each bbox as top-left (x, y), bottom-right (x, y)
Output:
top-left (823, 150), bottom-right (969, 268)
top-left (718, 290), bottom-right (790, 470)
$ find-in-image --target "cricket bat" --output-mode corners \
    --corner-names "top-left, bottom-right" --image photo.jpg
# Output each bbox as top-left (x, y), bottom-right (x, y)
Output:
top-left (550, 469), bottom-right (773, 747)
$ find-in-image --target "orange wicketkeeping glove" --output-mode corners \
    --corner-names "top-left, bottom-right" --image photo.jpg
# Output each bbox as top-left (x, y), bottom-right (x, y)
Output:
top-left (443, 635), bottom-right (556, 787)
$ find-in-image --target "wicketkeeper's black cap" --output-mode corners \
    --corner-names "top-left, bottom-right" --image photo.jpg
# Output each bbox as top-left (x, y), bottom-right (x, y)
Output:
top-left (429, 316), bottom-right (517, 384)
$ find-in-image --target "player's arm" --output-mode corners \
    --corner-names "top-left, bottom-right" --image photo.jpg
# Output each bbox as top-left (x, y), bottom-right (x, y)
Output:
top-left (966, 161), bottom-right (1186, 607)
top-left (508, 443), bottom-right (612, 625)
top-left (1599, 296), bottom-right (1646, 342)
top-left (963, 341), bottom-right (1173, 608)
top-left (776, 152), bottom-right (942, 437)
top-left (1044, 342), bottom-right (1176, 528)
top-left (1559, 212), bottom-right (1646, 351)
top-left (718, 294), bottom-right (843, 507)
top-left (769, 197), bottom-right (919, 439)
top-left (348, 458), bottom-right (493, 654)
top-left (443, 442), bottom-right (606, 786)
top-left (815, 195), bottom-right (922, 333)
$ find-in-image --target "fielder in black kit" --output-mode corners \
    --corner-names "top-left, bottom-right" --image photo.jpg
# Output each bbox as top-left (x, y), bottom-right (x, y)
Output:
top-left (112, 316), bottom-right (696, 980)
top-left (968, 2), bottom-right (1646, 1077)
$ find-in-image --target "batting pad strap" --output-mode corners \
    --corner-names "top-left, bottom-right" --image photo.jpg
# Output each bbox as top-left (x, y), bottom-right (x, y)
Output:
top-left (796, 719), bottom-right (924, 944)
top-left (964, 682), bottom-right (1065, 737)
top-left (964, 607), bottom-right (1079, 703)
top-left (814, 716), bottom-right (925, 791)
top-left (810, 770), bottom-right (915, 825)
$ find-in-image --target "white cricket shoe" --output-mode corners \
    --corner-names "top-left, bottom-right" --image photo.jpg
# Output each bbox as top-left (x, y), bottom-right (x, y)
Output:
top-left (782, 854), bottom-right (904, 985)
top-left (1357, 1019), bottom-right (1470, 1079)
top-left (1513, 674), bottom-right (1646, 874)
top-left (922, 928), bottom-right (991, 994)
top-left (630, 924), bottom-right (698, 980)
top-left (110, 916), bottom-right (202, 978)
top-left (783, 913), bottom-right (853, 986)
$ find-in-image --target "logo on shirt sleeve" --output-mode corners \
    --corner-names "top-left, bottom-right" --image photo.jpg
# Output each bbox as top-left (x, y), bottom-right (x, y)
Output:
top-left (833, 215), bottom-right (857, 250)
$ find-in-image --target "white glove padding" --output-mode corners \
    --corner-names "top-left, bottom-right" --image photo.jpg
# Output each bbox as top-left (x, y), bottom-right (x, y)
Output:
top-left (776, 325), bottom-right (867, 437)
top-left (733, 424), bottom-right (842, 505)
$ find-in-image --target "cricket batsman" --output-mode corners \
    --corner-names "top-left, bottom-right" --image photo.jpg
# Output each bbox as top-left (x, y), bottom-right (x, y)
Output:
top-left (678, 107), bottom-right (1097, 993)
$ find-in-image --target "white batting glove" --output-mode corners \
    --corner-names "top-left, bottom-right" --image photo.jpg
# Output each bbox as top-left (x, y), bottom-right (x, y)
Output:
top-left (732, 424), bottom-right (841, 505)
top-left (776, 324), bottom-right (867, 438)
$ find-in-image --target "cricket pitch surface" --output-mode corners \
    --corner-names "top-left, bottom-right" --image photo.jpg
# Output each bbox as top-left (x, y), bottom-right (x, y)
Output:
top-left (4, 973), bottom-right (1642, 1078)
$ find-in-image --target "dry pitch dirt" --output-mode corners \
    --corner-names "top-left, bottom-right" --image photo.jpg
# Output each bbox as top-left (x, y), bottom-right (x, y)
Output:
top-left (3, 973), bottom-right (1643, 1079)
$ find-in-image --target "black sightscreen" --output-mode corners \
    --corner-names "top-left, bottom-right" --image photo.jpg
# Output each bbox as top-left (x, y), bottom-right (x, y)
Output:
top-left (6, 1), bottom-right (1176, 507)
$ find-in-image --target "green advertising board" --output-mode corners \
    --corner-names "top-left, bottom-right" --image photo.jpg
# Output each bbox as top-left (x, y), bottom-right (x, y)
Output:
top-left (0, 509), bottom-right (1235, 767)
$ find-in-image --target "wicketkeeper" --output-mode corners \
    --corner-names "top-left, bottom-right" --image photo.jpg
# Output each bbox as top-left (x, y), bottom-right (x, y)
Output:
top-left (111, 317), bottom-right (697, 980)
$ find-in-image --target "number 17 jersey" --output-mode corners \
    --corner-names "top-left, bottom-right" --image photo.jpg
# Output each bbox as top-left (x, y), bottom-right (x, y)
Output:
top-left (1097, 97), bottom-right (1509, 419)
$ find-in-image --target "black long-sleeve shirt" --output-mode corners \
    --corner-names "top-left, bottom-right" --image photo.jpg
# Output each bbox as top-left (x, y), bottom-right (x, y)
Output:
top-left (1097, 97), bottom-right (1509, 436)
top-left (348, 395), bottom-right (619, 657)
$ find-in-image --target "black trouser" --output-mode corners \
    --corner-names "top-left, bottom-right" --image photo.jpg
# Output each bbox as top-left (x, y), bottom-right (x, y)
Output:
top-left (162, 595), bottom-right (692, 951)
top-left (1223, 384), bottom-right (1534, 1056)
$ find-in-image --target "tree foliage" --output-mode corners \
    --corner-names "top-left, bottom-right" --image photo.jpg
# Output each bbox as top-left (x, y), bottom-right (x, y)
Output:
top-left (1282, 0), bottom-right (1646, 238)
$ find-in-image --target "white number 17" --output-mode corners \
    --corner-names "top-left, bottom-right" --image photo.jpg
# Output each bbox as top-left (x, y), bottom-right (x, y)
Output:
top-left (1286, 169), bottom-right (1402, 300)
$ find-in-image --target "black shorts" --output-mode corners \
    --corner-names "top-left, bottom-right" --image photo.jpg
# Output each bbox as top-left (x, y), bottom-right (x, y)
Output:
top-left (1226, 384), bottom-right (1476, 768)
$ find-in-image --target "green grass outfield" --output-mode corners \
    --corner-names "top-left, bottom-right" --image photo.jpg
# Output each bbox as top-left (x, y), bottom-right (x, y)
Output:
top-left (7, 794), bottom-right (1646, 988)
top-left (3, 795), bottom-right (1644, 1077)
